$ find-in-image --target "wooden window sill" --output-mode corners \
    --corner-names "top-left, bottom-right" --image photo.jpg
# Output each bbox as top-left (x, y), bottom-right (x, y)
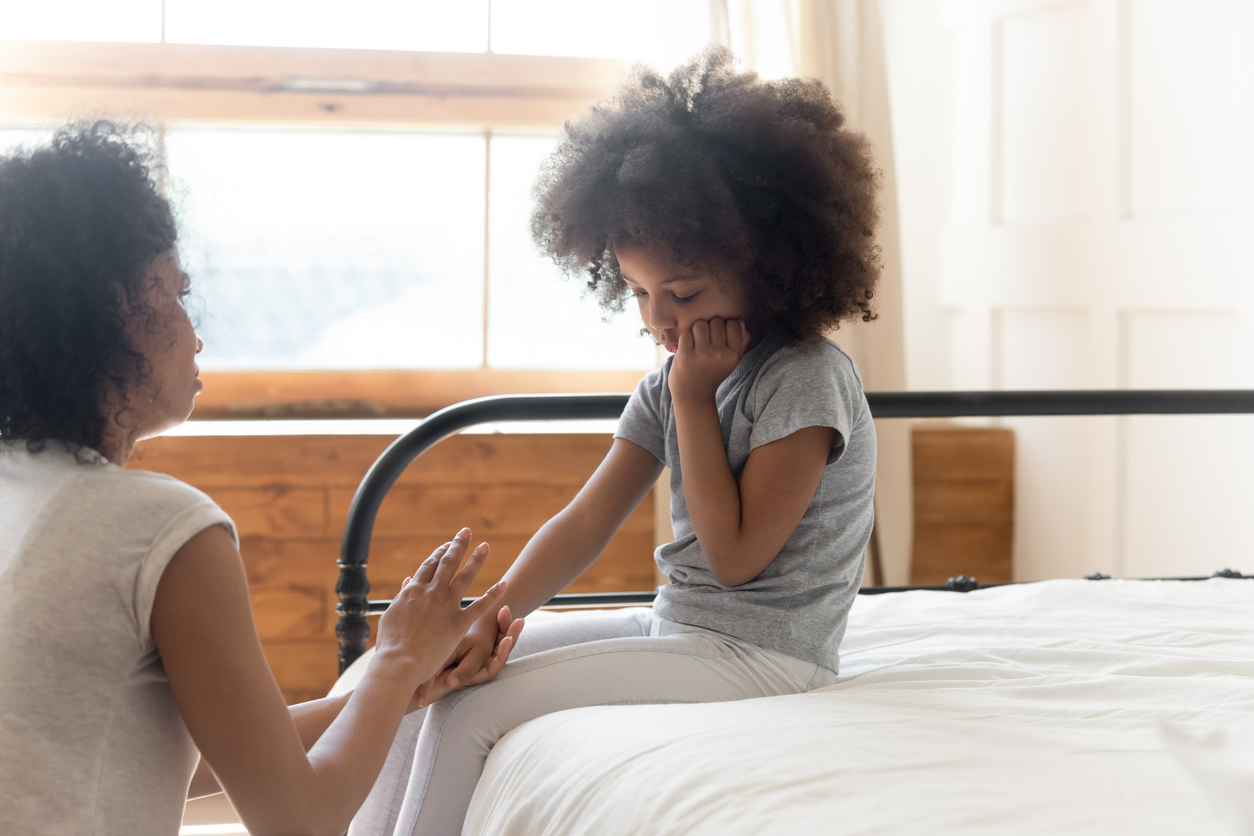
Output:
top-left (194, 368), bottom-right (651, 419)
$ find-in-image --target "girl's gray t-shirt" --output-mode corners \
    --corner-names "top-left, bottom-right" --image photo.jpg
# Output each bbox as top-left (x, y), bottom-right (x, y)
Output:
top-left (614, 335), bottom-right (876, 671)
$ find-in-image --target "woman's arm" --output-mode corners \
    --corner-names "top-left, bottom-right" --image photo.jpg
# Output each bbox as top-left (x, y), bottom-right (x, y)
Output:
top-left (670, 318), bottom-right (838, 587)
top-left (188, 691), bottom-right (386, 799)
top-left (430, 438), bottom-right (664, 696)
top-left (154, 526), bottom-right (508, 836)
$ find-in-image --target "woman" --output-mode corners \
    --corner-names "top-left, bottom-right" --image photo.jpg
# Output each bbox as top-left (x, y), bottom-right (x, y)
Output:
top-left (0, 122), bottom-right (522, 836)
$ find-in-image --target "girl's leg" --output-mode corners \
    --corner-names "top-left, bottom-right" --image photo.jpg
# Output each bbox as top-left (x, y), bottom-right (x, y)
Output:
top-left (356, 614), bottom-right (821, 836)
top-left (349, 608), bottom-right (655, 836)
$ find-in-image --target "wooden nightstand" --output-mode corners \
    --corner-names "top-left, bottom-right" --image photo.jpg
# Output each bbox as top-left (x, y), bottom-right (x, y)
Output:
top-left (910, 426), bottom-right (1014, 585)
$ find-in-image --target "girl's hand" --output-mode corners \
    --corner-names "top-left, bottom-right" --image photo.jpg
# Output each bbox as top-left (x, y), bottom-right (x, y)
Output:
top-left (372, 529), bottom-right (507, 693)
top-left (668, 318), bottom-right (751, 405)
top-left (411, 604), bottom-right (523, 709)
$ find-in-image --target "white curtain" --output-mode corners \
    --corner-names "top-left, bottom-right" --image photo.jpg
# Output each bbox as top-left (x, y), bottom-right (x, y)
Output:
top-left (711, 0), bottom-right (912, 585)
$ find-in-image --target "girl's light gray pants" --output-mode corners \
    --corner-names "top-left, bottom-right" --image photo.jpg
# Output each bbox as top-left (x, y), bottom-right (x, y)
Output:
top-left (347, 607), bottom-right (835, 836)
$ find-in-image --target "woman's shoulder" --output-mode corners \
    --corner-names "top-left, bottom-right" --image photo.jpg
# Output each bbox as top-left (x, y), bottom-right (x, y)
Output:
top-left (2, 443), bottom-right (237, 590)
top-left (4, 441), bottom-right (224, 526)
top-left (88, 461), bottom-right (222, 521)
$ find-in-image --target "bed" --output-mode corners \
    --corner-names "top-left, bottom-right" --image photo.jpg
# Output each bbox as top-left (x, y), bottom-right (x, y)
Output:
top-left (333, 390), bottom-right (1254, 835)
top-left (464, 579), bottom-right (1254, 835)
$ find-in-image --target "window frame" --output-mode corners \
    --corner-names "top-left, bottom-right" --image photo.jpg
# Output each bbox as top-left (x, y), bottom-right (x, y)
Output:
top-left (0, 40), bottom-right (653, 417)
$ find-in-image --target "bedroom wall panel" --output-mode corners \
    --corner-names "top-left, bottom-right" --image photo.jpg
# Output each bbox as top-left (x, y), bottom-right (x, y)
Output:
top-left (1121, 311), bottom-right (1254, 578)
top-left (1128, 0), bottom-right (1254, 217)
top-left (887, 0), bottom-right (1252, 580)
top-left (997, 307), bottom-right (1116, 580)
top-left (998, 2), bottom-right (1091, 226)
top-left (948, 19), bottom-right (994, 227)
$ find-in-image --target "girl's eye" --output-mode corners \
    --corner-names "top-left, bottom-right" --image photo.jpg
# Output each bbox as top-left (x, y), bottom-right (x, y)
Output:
top-left (631, 289), bottom-right (648, 298)
top-left (674, 293), bottom-right (697, 303)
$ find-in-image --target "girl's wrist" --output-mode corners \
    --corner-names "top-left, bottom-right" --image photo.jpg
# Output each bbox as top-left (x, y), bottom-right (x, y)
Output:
top-left (368, 645), bottom-right (441, 691)
top-left (671, 388), bottom-right (718, 413)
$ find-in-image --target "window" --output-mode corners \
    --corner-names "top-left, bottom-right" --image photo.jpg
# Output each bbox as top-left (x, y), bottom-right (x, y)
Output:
top-left (164, 1), bottom-right (490, 52)
top-left (487, 133), bottom-right (655, 370)
top-left (168, 127), bottom-right (490, 370)
top-left (0, 3), bottom-right (710, 414)
top-left (2, 1), bottom-right (707, 64)
top-left (2, 0), bottom-right (163, 43)
top-left (165, 127), bottom-right (655, 372)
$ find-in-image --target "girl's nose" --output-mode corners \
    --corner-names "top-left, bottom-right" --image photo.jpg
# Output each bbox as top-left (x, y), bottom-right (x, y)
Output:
top-left (195, 336), bottom-right (204, 355)
top-left (645, 300), bottom-right (677, 331)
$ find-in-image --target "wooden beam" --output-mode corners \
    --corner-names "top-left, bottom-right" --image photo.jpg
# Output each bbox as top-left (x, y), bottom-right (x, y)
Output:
top-left (0, 42), bottom-right (631, 127)
top-left (0, 83), bottom-right (598, 128)
top-left (0, 41), bottom-right (631, 98)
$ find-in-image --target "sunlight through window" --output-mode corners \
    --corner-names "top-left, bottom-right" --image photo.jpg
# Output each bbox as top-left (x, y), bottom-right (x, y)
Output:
top-left (166, 128), bottom-right (487, 369)
top-left (490, 0), bottom-right (708, 66)
top-left (164, 0), bottom-right (490, 52)
top-left (0, 0), bottom-right (162, 43)
top-left (487, 134), bottom-right (656, 369)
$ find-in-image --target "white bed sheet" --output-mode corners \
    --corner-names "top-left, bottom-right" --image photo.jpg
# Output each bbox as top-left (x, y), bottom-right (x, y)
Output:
top-left (464, 579), bottom-right (1254, 836)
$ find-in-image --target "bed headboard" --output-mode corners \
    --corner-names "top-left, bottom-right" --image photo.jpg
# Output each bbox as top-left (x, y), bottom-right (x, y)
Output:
top-left (335, 390), bottom-right (1254, 674)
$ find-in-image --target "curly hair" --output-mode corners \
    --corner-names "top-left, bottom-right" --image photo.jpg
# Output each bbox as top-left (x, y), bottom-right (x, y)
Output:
top-left (0, 121), bottom-right (177, 451)
top-left (531, 47), bottom-right (881, 344)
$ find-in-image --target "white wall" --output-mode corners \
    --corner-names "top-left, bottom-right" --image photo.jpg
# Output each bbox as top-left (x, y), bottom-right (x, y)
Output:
top-left (882, 0), bottom-right (1254, 580)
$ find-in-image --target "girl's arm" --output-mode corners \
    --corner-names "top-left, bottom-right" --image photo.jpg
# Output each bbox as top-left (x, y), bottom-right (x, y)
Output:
top-left (670, 318), bottom-right (838, 587)
top-left (154, 525), bottom-right (510, 836)
top-left (430, 438), bottom-right (663, 696)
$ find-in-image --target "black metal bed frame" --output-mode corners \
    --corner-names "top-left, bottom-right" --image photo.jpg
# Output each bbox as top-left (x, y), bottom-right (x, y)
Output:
top-left (335, 389), bottom-right (1254, 674)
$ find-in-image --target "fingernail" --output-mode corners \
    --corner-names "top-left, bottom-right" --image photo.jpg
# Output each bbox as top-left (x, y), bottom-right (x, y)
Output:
top-left (448, 676), bottom-right (459, 688)
top-left (474, 543), bottom-right (489, 555)
top-left (455, 528), bottom-right (471, 540)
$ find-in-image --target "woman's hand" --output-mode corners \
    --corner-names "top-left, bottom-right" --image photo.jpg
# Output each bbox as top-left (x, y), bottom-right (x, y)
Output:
top-left (668, 318), bottom-right (751, 405)
top-left (372, 529), bottom-right (511, 694)
top-left (411, 604), bottom-right (523, 709)
top-left (156, 525), bottom-right (518, 835)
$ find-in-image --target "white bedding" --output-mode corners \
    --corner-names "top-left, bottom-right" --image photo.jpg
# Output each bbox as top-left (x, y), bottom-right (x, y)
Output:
top-left (463, 579), bottom-right (1254, 835)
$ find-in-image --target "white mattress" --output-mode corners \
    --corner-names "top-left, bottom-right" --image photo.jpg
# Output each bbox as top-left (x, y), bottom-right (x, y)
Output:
top-left (464, 579), bottom-right (1254, 835)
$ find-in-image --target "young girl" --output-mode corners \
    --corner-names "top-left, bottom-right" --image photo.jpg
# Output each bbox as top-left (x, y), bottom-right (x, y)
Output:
top-left (351, 47), bottom-right (881, 836)
top-left (0, 123), bottom-right (522, 836)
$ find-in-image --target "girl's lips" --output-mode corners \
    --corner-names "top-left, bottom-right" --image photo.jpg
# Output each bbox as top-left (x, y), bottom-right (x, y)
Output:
top-left (664, 343), bottom-right (679, 353)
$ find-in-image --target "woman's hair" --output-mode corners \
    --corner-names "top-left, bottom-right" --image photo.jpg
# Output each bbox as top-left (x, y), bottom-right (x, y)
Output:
top-left (532, 47), bottom-right (882, 344)
top-left (0, 121), bottom-right (177, 450)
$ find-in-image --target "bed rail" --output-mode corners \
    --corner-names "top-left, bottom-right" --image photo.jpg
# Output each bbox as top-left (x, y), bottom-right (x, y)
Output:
top-left (336, 389), bottom-right (1254, 673)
